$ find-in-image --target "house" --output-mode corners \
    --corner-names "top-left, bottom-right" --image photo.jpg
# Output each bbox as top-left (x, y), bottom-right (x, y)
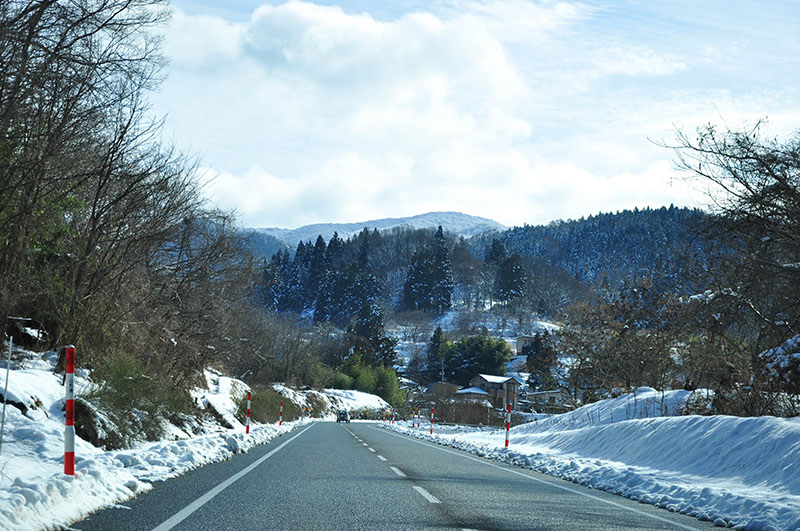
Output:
top-left (525, 388), bottom-right (572, 413)
top-left (468, 374), bottom-right (523, 409)
top-left (454, 386), bottom-right (490, 402)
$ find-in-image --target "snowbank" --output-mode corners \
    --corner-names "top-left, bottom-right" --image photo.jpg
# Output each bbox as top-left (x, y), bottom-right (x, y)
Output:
top-left (0, 354), bottom-right (309, 530)
top-left (323, 388), bottom-right (391, 412)
top-left (385, 388), bottom-right (800, 530)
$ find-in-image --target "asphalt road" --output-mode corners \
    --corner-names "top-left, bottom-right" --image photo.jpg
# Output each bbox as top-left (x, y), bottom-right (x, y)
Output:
top-left (74, 422), bottom-right (713, 530)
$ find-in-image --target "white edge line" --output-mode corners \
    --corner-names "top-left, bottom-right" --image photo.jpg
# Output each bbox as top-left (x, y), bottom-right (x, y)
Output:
top-left (152, 424), bottom-right (314, 531)
top-left (390, 466), bottom-right (406, 478)
top-left (413, 485), bottom-right (441, 504)
top-left (374, 427), bottom-right (699, 531)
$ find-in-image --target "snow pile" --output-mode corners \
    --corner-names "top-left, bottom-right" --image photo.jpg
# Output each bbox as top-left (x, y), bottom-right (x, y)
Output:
top-left (385, 388), bottom-right (800, 530)
top-left (0, 351), bottom-right (309, 530)
top-left (323, 388), bottom-right (391, 413)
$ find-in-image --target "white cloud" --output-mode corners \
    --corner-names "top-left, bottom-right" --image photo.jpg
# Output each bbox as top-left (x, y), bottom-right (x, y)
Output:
top-left (156, 1), bottom-right (800, 229)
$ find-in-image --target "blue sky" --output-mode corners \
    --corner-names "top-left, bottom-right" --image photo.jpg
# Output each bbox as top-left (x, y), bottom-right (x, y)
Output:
top-left (156, 0), bottom-right (800, 228)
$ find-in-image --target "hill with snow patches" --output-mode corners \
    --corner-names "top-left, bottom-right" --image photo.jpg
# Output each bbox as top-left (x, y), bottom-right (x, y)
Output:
top-left (253, 211), bottom-right (506, 247)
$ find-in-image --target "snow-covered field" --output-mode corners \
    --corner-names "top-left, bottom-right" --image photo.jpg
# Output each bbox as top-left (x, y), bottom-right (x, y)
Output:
top-left (384, 387), bottom-right (800, 530)
top-left (0, 348), bottom-right (388, 530)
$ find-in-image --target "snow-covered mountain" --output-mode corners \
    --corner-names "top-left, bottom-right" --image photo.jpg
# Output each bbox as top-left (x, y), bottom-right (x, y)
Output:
top-left (251, 211), bottom-right (505, 247)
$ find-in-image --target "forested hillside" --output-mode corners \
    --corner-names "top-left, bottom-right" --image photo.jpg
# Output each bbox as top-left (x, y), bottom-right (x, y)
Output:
top-left (472, 206), bottom-right (714, 293)
top-left (258, 206), bottom-right (716, 329)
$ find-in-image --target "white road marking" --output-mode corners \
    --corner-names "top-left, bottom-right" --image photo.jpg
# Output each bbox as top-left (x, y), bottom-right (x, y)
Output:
top-left (390, 466), bottom-right (406, 478)
top-left (362, 442), bottom-right (368, 446)
top-left (368, 447), bottom-right (376, 452)
top-left (413, 486), bottom-right (441, 504)
top-left (375, 427), bottom-right (700, 530)
top-left (151, 424), bottom-right (314, 531)
top-left (377, 455), bottom-right (387, 462)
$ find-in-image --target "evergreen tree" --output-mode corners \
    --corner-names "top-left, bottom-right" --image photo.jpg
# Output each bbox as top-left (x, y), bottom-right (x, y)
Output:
top-left (425, 326), bottom-right (446, 382)
top-left (442, 335), bottom-right (513, 386)
top-left (496, 254), bottom-right (527, 302)
top-left (349, 302), bottom-right (397, 368)
top-left (401, 250), bottom-right (430, 311)
top-left (485, 238), bottom-right (507, 268)
top-left (524, 331), bottom-right (558, 390)
top-left (307, 235), bottom-right (328, 304)
top-left (429, 226), bottom-right (454, 313)
top-left (326, 232), bottom-right (344, 268)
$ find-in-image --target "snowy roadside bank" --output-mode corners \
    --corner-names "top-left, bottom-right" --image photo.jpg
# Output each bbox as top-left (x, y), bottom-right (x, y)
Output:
top-left (0, 355), bottom-right (309, 530)
top-left (382, 388), bottom-right (800, 530)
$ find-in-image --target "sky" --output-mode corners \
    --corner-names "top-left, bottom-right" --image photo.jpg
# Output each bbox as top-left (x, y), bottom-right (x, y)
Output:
top-left (155, 0), bottom-right (800, 229)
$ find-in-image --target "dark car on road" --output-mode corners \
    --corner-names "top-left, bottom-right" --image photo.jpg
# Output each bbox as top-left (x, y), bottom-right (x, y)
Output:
top-left (337, 409), bottom-right (350, 423)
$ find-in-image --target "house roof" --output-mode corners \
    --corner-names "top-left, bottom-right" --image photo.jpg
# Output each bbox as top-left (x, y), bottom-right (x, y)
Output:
top-left (455, 387), bottom-right (489, 395)
top-left (475, 374), bottom-right (520, 385)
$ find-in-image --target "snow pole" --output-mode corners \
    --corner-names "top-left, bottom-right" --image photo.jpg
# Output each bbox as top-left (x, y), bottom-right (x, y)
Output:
top-left (279, 400), bottom-right (283, 425)
top-left (430, 407), bottom-right (434, 435)
top-left (391, 409), bottom-right (395, 424)
top-left (245, 392), bottom-right (251, 434)
top-left (64, 345), bottom-right (75, 476)
top-left (417, 406), bottom-right (420, 428)
top-left (505, 403), bottom-right (511, 448)
top-left (0, 337), bottom-right (12, 458)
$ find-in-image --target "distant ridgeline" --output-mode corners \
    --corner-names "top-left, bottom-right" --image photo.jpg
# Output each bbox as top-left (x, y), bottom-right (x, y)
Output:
top-left (472, 206), bottom-right (715, 293)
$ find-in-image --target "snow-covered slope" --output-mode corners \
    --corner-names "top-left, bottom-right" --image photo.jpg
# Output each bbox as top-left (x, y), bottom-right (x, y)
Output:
top-left (0, 348), bottom-right (388, 530)
top-left (253, 211), bottom-right (505, 246)
top-left (386, 387), bottom-right (800, 530)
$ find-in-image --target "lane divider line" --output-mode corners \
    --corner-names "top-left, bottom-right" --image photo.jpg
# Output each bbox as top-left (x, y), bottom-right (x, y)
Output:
top-left (373, 427), bottom-right (699, 531)
top-left (368, 448), bottom-right (376, 453)
top-left (413, 486), bottom-right (441, 504)
top-left (390, 466), bottom-right (407, 478)
top-left (377, 455), bottom-right (387, 462)
top-left (151, 424), bottom-right (314, 531)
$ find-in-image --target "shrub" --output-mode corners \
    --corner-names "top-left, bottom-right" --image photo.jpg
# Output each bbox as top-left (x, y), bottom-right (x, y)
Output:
top-left (236, 387), bottom-right (301, 424)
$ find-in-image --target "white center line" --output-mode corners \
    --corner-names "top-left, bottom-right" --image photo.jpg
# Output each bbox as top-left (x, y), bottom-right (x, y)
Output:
top-left (413, 486), bottom-right (441, 504)
top-left (377, 455), bottom-right (387, 462)
top-left (368, 447), bottom-right (376, 453)
top-left (390, 466), bottom-right (407, 478)
top-left (362, 442), bottom-right (368, 447)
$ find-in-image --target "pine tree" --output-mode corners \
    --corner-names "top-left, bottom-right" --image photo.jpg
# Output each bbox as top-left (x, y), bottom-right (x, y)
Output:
top-left (496, 253), bottom-right (527, 302)
top-left (307, 235), bottom-right (328, 305)
top-left (425, 326), bottom-right (446, 382)
top-left (429, 226), bottom-right (454, 313)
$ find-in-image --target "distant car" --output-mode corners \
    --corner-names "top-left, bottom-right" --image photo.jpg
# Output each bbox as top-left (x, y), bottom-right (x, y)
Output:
top-left (337, 409), bottom-right (350, 423)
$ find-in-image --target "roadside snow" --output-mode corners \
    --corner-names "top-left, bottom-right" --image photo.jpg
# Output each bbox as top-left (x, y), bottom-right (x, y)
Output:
top-left (0, 353), bottom-right (313, 530)
top-left (324, 388), bottom-right (391, 413)
top-left (384, 387), bottom-right (800, 530)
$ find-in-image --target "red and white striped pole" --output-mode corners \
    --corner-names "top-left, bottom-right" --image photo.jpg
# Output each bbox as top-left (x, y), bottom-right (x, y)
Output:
top-left (245, 392), bottom-right (251, 434)
top-left (505, 403), bottom-right (511, 448)
top-left (417, 406), bottom-right (420, 428)
top-left (279, 400), bottom-right (283, 426)
top-left (64, 345), bottom-right (75, 476)
top-left (430, 407), bottom-right (434, 435)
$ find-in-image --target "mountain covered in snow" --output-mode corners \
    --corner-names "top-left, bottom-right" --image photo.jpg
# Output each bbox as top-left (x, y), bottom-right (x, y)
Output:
top-left (251, 211), bottom-right (505, 248)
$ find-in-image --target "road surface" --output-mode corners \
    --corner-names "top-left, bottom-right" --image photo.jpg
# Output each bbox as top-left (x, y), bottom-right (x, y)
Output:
top-left (75, 422), bottom-right (713, 530)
